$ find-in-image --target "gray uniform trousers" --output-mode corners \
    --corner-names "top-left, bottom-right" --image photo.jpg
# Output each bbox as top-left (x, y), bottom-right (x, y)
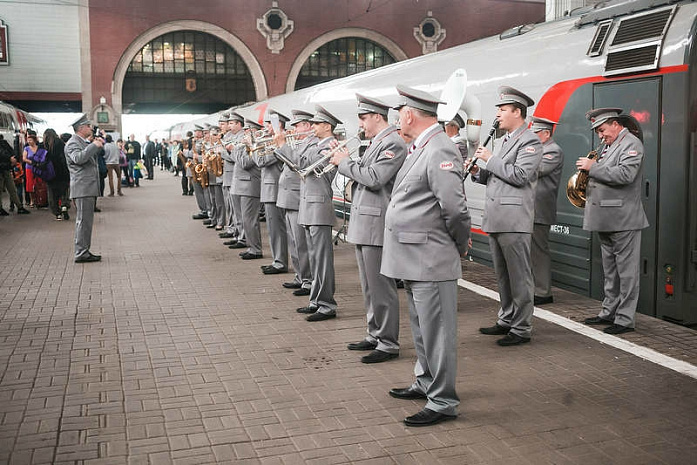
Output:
top-left (193, 182), bottom-right (208, 214)
top-left (284, 208), bottom-right (312, 289)
top-left (265, 203), bottom-right (288, 270)
top-left (210, 184), bottom-right (225, 228)
top-left (231, 194), bottom-right (245, 242)
top-left (240, 196), bottom-right (261, 254)
top-left (74, 197), bottom-right (96, 259)
top-left (532, 223), bottom-right (553, 298)
top-left (204, 187), bottom-right (215, 219)
top-left (222, 185), bottom-right (235, 233)
top-left (490, 232), bottom-right (534, 338)
top-left (405, 280), bottom-right (459, 416)
top-left (305, 225), bottom-right (337, 315)
top-left (597, 230), bottom-right (641, 328)
top-left (356, 245), bottom-right (399, 353)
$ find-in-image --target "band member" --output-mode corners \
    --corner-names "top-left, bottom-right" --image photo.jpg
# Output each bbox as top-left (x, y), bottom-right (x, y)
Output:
top-left (530, 117), bottom-right (563, 306)
top-left (221, 112), bottom-right (244, 241)
top-left (255, 110), bottom-right (289, 275)
top-left (470, 86), bottom-right (542, 346)
top-left (274, 110), bottom-right (316, 296)
top-left (191, 125), bottom-right (209, 220)
top-left (382, 86), bottom-right (470, 427)
top-left (207, 127), bottom-right (227, 231)
top-left (295, 105), bottom-right (341, 321)
top-left (579, 108), bottom-right (648, 334)
top-left (230, 119), bottom-right (263, 259)
top-left (65, 114), bottom-right (103, 263)
top-left (330, 94), bottom-right (406, 363)
top-left (201, 124), bottom-right (215, 227)
top-left (444, 112), bottom-right (468, 162)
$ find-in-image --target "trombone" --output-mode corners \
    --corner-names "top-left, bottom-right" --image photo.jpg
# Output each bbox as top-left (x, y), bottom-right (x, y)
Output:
top-left (298, 131), bottom-right (363, 179)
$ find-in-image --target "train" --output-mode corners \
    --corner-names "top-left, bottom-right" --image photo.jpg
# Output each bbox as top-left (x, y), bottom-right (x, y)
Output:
top-left (168, 0), bottom-right (697, 325)
top-left (0, 101), bottom-right (44, 154)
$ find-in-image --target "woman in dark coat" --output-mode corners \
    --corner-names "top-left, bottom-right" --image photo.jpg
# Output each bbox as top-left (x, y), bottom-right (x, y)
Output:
top-left (43, 129), bottom-right (71, 220)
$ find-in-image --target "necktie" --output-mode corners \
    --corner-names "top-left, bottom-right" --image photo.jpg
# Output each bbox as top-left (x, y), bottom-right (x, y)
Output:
top-left (598, 145), bottom-right (609, 160)
top-left (406, 143), bottom-right (415, 158)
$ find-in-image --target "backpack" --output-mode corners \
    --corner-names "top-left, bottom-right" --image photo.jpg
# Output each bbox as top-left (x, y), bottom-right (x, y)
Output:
top-left (29, 148), bottom-right (56, 181)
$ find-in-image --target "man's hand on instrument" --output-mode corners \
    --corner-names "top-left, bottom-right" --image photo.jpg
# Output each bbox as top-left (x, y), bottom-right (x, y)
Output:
top-left (273, 130), bottom-right (286, 148)
top-left (576, 157), bottom-right (596, 171)
top-left (330, 146), bottom-right (349, 166)
top-left (464, 157), bottom-right (479, 175)
top-left (474, 145), bottom-right (492, 162)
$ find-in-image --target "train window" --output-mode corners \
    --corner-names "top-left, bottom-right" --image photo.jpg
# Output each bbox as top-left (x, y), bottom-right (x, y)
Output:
top-left (295, 38), bottom-right (396, 90)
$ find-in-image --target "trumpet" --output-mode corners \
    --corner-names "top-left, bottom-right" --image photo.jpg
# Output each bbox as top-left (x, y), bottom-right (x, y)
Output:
top-left (298, 131), bottom-right (363, 179)
top-left (284, 130), bottom-right (314, 149)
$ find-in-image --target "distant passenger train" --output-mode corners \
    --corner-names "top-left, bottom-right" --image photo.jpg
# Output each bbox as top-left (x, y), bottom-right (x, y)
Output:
top-left (171, 0), bottom-right (697, 325)
top-left (0, 101), bottom-right (44, 154)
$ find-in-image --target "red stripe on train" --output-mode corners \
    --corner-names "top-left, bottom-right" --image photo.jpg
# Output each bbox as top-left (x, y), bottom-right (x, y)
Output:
top-left (533, 65), bottom-right (688, 122)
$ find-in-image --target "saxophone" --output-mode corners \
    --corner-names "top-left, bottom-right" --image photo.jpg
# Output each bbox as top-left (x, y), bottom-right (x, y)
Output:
top-left (195, 162), bottom-right (209, 188)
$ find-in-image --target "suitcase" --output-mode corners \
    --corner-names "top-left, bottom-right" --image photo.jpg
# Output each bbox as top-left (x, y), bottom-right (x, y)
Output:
top-left (34, 177), bottom-right (49, 208)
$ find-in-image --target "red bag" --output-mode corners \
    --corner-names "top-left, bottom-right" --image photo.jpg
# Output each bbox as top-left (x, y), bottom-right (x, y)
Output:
top-left (34, 177), bottom-right (48, 207)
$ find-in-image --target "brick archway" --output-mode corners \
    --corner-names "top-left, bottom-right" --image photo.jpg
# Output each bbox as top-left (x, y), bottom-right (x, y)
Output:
top-left (285, 28), bottom-right (408, 93)
top-left (112, 20), bottom-right (267, 118)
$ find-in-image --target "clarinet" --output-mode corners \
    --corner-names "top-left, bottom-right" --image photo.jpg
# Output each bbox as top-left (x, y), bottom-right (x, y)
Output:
top-left (463, 119), bottom-right (500, 181)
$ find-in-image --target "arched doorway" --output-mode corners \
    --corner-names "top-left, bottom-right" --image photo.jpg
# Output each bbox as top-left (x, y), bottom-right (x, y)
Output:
top-left (286, 28), bottom-right (407, 92)
top-left (122, 30), bottom-right (255, 114)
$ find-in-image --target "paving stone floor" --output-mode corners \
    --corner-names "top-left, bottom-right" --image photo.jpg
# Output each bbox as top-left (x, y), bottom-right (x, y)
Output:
top-left (0, 175), bottom-right (696, 465)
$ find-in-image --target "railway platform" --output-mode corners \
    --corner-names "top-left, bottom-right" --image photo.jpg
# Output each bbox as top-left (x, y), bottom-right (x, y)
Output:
top-left (0, 175), bottom-right (696, 465)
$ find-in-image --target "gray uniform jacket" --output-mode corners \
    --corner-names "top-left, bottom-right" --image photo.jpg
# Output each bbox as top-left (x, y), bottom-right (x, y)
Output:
top-left (584, 128), bottom-right (649, 232)
top-left (534, 139), bottom-right (564, 225)
top-left (337, 125), bottom-right (406, 246)
top-left (476, 125), bottom-right (543, 233)
top-left (65, 134), bottom-right (100, 199)
top-left (381, 125), bottom-right (471, 282)
top-left (221, 131), bottom-right (241, 187)
top-left (230, 144), bottom-right (261, 197)
top-left (297, 137), bottom-right (337, 226)
top-left (209, 143), bottom-right (228, 185)
top-left (276, 137), bottom-right (318, 210)
top-left (253, 145), bottom-right (283, 203)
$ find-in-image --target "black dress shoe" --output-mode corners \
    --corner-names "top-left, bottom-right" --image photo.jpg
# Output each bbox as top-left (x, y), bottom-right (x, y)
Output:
top-left (262, 267), bottom-right (287, 275)
top-left (306, 312), bottom-right (336, 322)
top-left (496, 333), bottom-right (531, 346)
top-left (223, 240), bottom-right (237, 246)
top-left (283, 282), bottom-right (302, 289)
top-left (293, 288), bottom-right (310, 296)
top-left (584, 316), bottom-right (613, 325)
top-left (389, 387), bottom-right (427, 400)
top-left (603, 324), bottom-right (635, 335)
top-left (0, 208), bottom-right (8, 216)
top-left (361, 350), bottom-right (398, 364)
top-left (296, 306), bottom-right (317, 314)
top-left (219, 232), bottom-right (235, 238)
top-left (534, 295), bottom-right (554, 305)
top-left (75, 254), bottom-right (101, 263)
top-left (229, 243), bottom-right (247, 249)
top-left (404, 408), bottom-right (456, 427)
top-left (206, 224), bottom-right (216, 229)
top-left (202, 219), bottom-right (212, 225)
top-left (347, 340), bottom-right (377, 351)
top-left (93, 207), bottom-right (101, 212)
top-left (240, 252), bottom-right (263, 260)
top-left (479, 324), bottom-right (510, 335)
top-left (192, 213), bottom-right (208, 220)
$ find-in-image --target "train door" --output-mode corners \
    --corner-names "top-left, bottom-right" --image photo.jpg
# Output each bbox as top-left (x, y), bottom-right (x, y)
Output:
top-left (592, 78), bottom-right (660, 317)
